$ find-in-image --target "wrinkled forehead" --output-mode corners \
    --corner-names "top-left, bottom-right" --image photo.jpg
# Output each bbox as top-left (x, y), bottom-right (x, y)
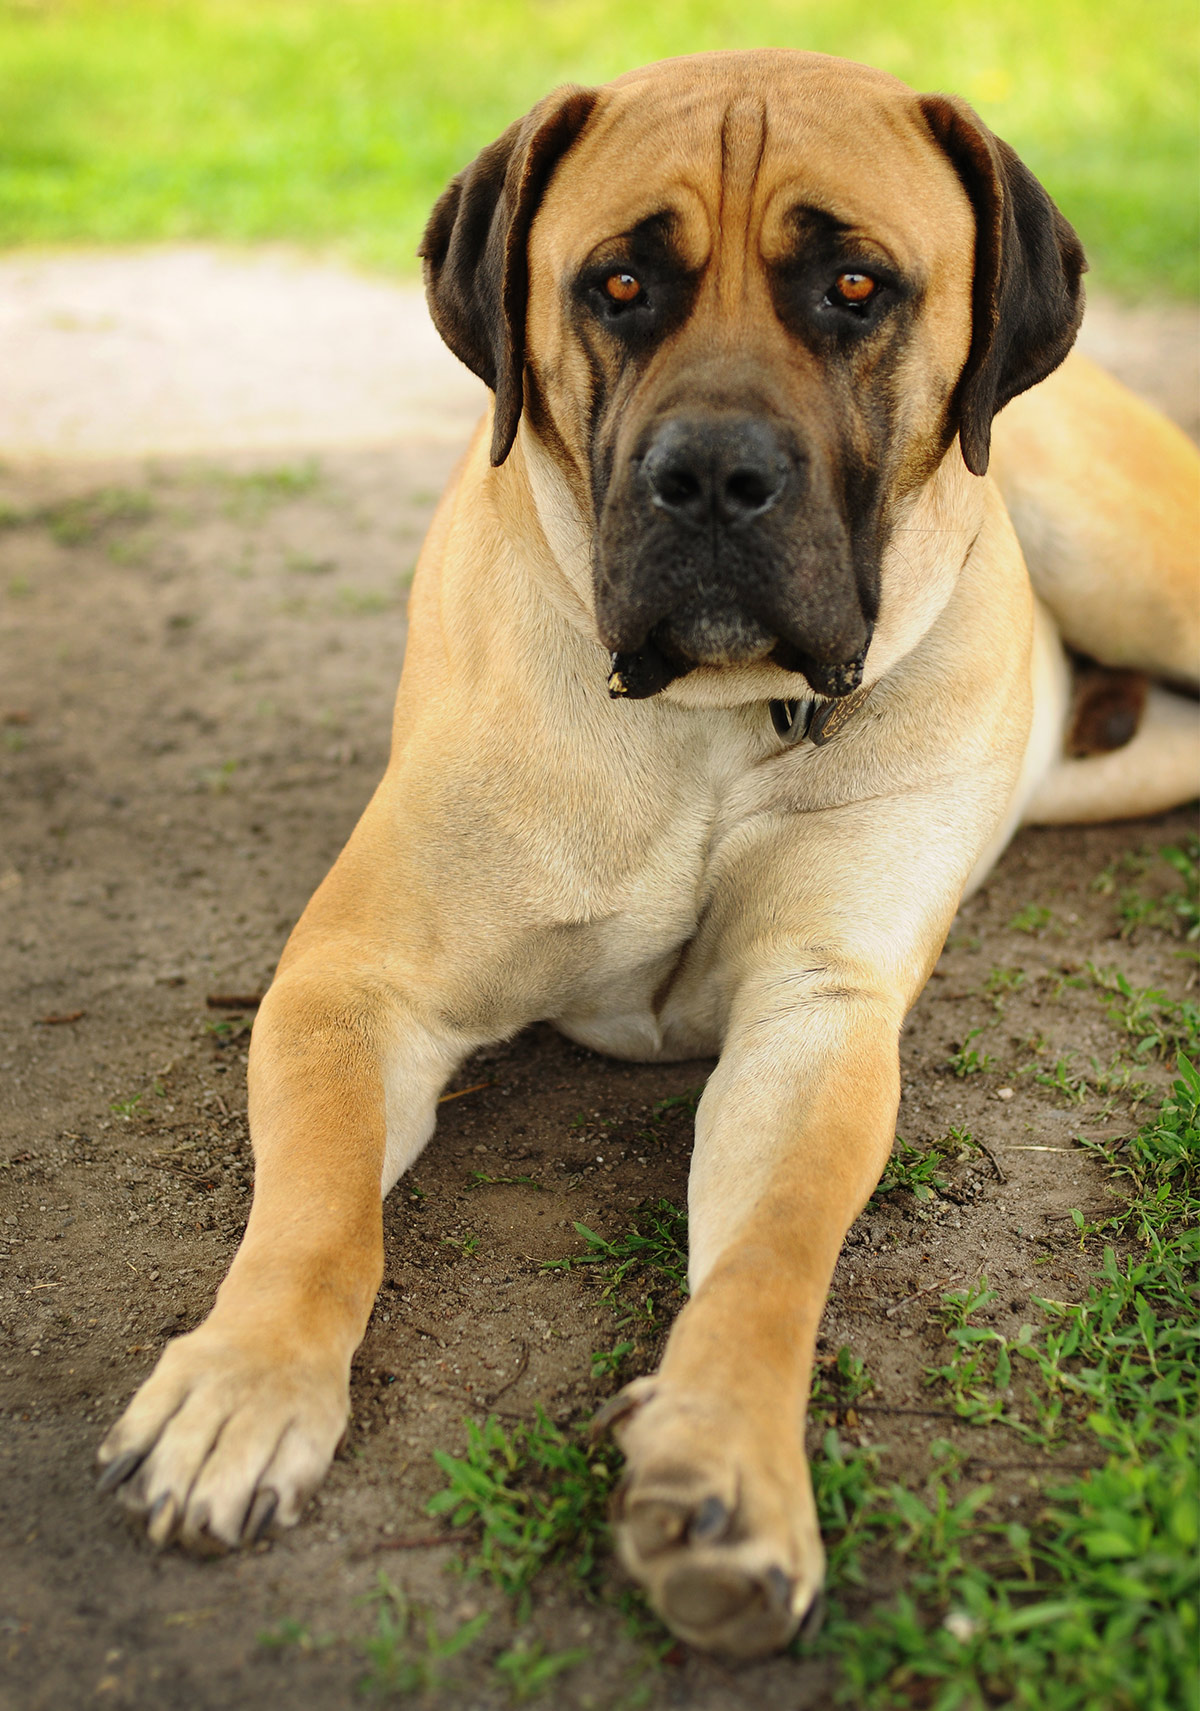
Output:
top-left (533, 51), bottom-right (975, 279)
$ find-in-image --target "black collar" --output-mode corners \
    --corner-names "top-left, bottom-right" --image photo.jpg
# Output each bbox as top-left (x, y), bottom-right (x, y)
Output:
top-left (768, 685), bottom-right (871, 747)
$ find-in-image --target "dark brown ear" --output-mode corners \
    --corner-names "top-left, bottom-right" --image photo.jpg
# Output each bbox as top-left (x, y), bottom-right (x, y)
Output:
top-left (921, 95), bottom-right (1086, 477)
top-left (419, 86), bottom-right (600, 466)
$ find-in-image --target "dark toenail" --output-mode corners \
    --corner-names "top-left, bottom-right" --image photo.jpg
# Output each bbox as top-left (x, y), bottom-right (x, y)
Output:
top-left (798, 1591), bottom-right (827, 1640)
top-left (245, 1488), bottom-right (278, 1542)
top-left (96, 1450), bottom-right (144, 1494)
top-left (764, 1565), bottom-right (792, 1612)
top-left (590, 1387), bottom-right (646, 1439)
top-left (690, 1495), bottom-right (729, 1542)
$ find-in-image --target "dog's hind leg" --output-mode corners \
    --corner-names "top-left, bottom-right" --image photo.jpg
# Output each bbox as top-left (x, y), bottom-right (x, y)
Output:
top-left (97, 959), bottom-right (464, 1550)
top-left (1023, 683), bottom-right (1200, 825)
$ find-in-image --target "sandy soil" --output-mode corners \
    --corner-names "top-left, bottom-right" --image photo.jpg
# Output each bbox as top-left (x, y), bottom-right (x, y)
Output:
top-left (0, 251), bottom-right (1196, 1711)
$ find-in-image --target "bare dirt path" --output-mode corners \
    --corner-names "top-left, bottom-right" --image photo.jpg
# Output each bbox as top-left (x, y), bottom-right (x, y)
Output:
top-left (0, 250), bottom-right (1196, 1710)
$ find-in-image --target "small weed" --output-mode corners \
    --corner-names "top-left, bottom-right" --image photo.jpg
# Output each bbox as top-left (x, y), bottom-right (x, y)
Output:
top-left (812, 1345), bottom-right (875, 1418)
top-left (109, 1094), bottom-right (142, 1118)
top-left (589, 1340), bottom-right (634, 1380)
top-left (258, 1617), bottom-right (333, 1653)
top-left (1032, 1053), bottom-right (1090, 1105)
top-left (195, 758), bottom-right (239, 794)
top-left (984, 963), bottom-right (1027, 1011)
top-left (427, 1412), bottom-right (619, 1621)
top-left (1088, 964), bottom-right (1200, 1061)
top-left (648, 1087), bottom-right (704, 1121)
top-left (335, 586), bottom-right (392, 615)
top-left (1094, 838), bottom-right (1200, 941)
top-left (204, 1015), bottom-right (252, 1044)
top-left (493, 1637), bottom-right (589, 1702)
top-left (358, 1572), bottom-right (489, 1698)
top-left (946, 1027), bottom-right (996, 1077)
top-left (41, 487), bottom-right (153, 546)
top-left (441, 1231), bottom-right (481, 1258)
top-left (544, 1199), bottom-right (688, 1335)
top-left (874, 1137), bottom-right (949, 1202)
top-left (285, 551), bottom-right (335, 575)
top-left (1009, 903), bottom-right (1055, 936)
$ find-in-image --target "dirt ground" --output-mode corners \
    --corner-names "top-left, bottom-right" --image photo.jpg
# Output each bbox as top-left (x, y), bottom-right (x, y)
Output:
top-left (0, 254), bottom-right (1196, 1711)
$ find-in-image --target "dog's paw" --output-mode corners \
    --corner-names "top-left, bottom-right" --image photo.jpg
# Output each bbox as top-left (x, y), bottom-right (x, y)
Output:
top-left (599, 1378), bottom-right (825, 1660)
top-left (96, 1325), bottom-right (348, 1552)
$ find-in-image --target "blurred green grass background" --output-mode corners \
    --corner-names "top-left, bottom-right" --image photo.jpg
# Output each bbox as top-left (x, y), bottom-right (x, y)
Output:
top-left (0, 0), bottom-right (1195, 296)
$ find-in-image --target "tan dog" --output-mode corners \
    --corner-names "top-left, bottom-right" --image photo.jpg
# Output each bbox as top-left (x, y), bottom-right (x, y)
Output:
top-left (98, 50), bottom-right (1200, 1659)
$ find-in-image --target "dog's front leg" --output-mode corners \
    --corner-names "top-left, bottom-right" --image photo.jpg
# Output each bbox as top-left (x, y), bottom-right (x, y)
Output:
top-left (97, 961), bottom-right (462, 1550)
top-left (608, 972), bottom-right (905, 1659)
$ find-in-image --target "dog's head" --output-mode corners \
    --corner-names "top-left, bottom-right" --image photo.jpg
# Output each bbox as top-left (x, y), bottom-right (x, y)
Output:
top-left (421, 51), bottom-right (1084, 699)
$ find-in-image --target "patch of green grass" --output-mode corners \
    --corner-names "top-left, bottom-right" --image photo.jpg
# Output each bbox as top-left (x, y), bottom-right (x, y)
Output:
top-left (493, 1637), bottom-right (590, 1703)
top-left (426, 1411), bottom-right (621, 1622)
top-left (1088, 965), bottom-right (1200, 1062)
top-left (984, 964), bottom-right (1027, 1013)
top-left (1031, 1052), bottom-right (1090, 1106)
top-left (258, 1617), bottom-right (334, 1654)
top-left (0, 0), bottom-right (1195, 297)
top-left (874, 1128), bottom-right (980, 1203)
top-left (358, 1572), bottom-right (490, 1698)
top-left (874, 1138), bottom-right (951, 1202)
top-left (1093, 838), bottom-right (1200, 942)
top-left (544, 1198), bottom-right (689, 1337)
top-left (0, 486), bottom-right (154, 545)
top-left (1081, 1054), bottom-right (1200, 1241)
top-left (335, 585), bottom-right (393, 616)
top-left (946, 1027), bottom-right (996, 1078)
top-left (1008, 903), bottom-right (1056, 937)
top-left (206, 461), bottom-right (320, 522)
top-left (812, 1058), bottom-right (1200, 1708)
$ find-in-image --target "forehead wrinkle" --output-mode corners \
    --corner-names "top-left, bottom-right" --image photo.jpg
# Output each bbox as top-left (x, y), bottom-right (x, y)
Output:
top-left (713, 96), bottom-right (769, 312)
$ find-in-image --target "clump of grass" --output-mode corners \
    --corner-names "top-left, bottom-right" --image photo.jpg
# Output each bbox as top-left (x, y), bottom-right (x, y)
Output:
top-left (874, 1128), bottom-right (979, 1203)
top-left (813, 1056), bottom-right (1200, 1708)
top-left (1008, 903), bottom-right (1056, 936)
top-left (1081, 1054), bottom-right (1200, 1240)
top-left (1088, 965), bottom-right (1200, 1062)
top-left (426, 1411), bottom-right (621, 1621)
top-left (1093, 838), bottom-right (1200, 942)
top-left (493, 1637), bottom-right (590, 1703)
top-left (358, 1572), bottom-right (490, 1699)
top-left (946, 1028), bottom-right (996, 1077)
top-left (0, 487), bottom-right (154, 545)
top-left (544, 1198), bottom-right (689, 1358)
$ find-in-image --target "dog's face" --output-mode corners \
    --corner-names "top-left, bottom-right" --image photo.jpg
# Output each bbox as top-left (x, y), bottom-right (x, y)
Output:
top-left (422, 51), bottom-right (1084, 699)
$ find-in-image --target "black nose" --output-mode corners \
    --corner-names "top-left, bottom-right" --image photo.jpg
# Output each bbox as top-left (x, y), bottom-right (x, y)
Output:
top-left (640, 415), bottom-right (790, 527)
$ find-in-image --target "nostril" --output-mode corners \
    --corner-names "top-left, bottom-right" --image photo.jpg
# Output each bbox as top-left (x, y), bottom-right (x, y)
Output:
top-left (649, 462), bottom-right (704, 512)
top-left (724, 467), bottom-right (779, 515)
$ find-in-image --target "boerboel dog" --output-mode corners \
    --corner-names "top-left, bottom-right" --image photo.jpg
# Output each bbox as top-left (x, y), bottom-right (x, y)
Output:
top-left (98, 50), bottom-right (1200, 1659)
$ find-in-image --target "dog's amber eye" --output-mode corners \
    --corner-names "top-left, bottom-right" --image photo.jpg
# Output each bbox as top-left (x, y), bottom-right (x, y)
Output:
top-left (833, 272), bottom-right (876, 304)
top-left (604, 272), bottom-right (642, 304)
